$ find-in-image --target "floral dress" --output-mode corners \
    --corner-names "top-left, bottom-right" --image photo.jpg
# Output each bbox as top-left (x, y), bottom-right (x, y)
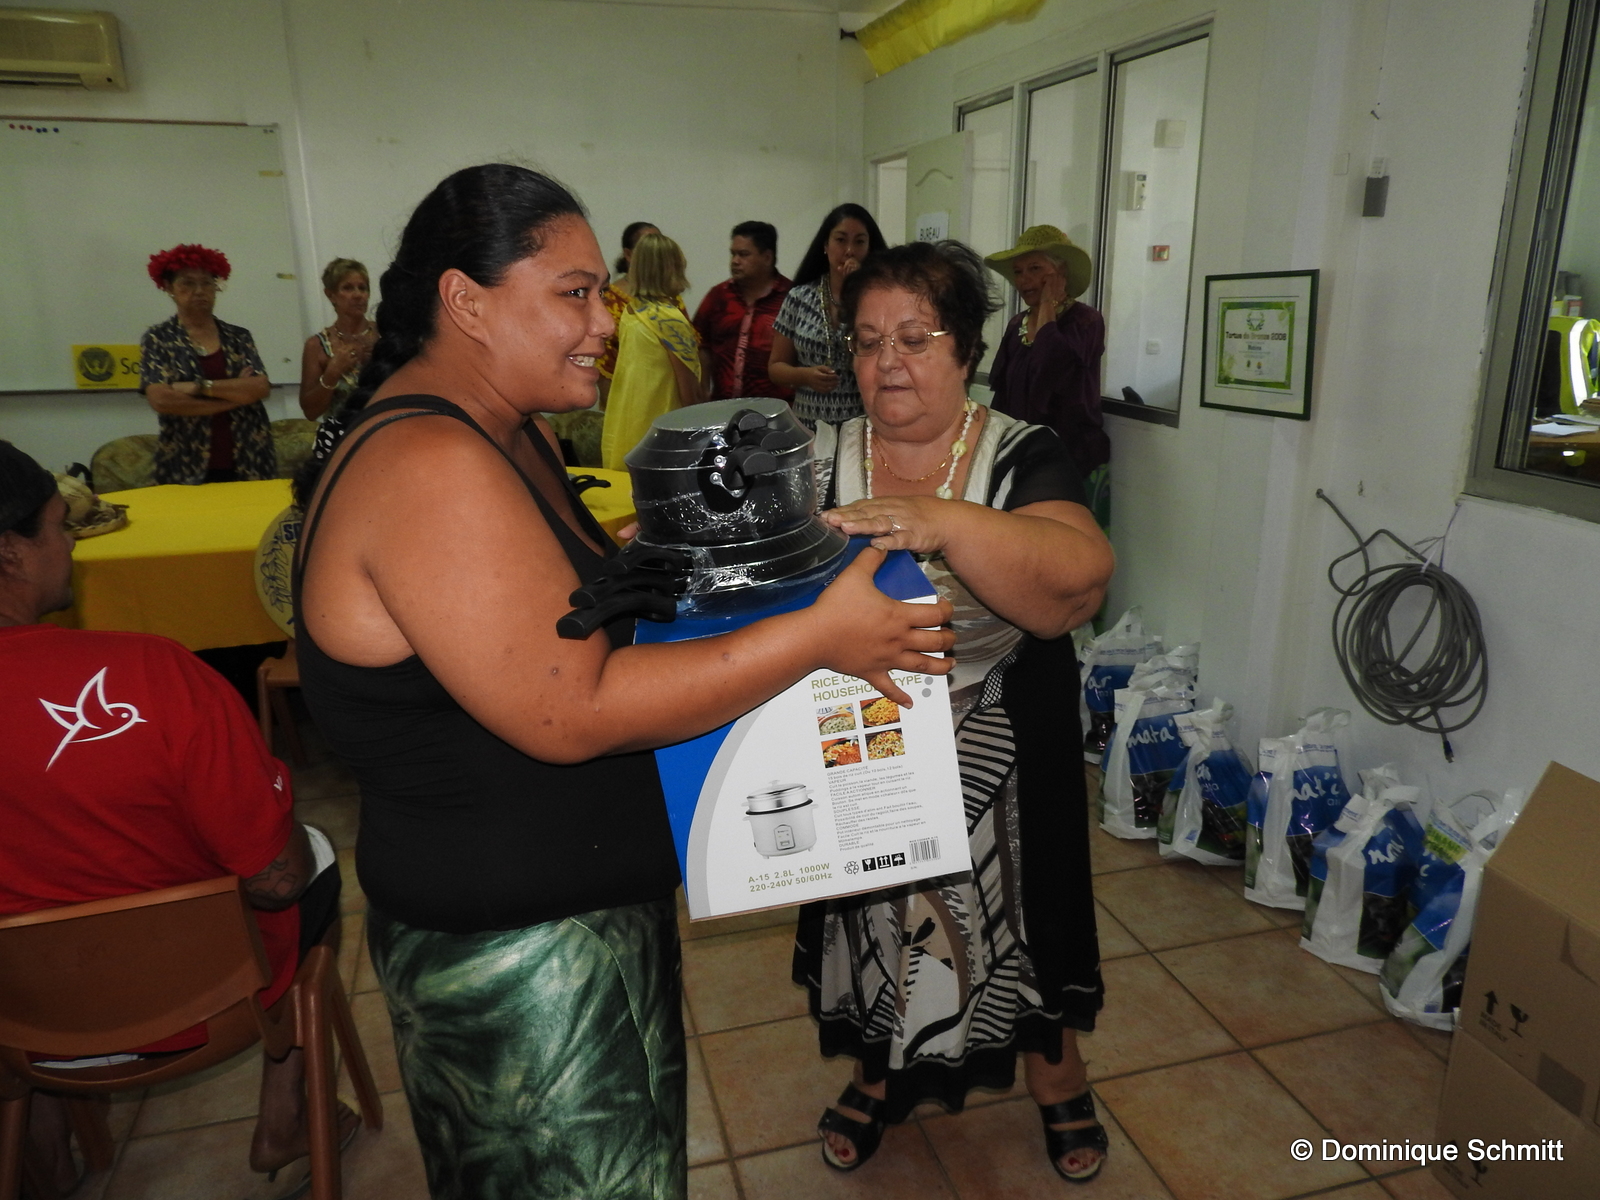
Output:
top-left (138, 315), bottom-right (274, 484)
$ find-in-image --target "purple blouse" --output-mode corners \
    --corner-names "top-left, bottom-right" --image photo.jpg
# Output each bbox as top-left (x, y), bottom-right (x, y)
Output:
top-left (987, 301), bottom-right (1110, 479)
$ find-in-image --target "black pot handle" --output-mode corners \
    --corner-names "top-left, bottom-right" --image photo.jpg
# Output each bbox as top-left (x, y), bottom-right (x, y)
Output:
top-left (556, 543), bottom-right (690, 639)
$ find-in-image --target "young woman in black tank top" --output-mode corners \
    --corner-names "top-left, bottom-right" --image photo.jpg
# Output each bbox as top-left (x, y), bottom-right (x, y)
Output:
top-left (292, 165), bottom-right (954, 1200)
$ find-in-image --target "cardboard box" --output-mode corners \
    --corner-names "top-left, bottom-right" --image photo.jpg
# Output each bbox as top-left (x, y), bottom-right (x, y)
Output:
top-left (639, 549), bottom-right (971, 920)
top-left (1433, 1032), bottom-right (1600, 1198)
top-left (1459, 762), bottom-right (1600, 1131)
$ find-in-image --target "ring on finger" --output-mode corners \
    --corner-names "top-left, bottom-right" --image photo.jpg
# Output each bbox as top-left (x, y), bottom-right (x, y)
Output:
top-left (890, 520), bottom-right (903, 533)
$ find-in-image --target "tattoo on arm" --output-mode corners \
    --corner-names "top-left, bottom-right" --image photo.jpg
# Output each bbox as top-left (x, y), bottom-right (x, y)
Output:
top-left (243, 826), bottom-right (312, 910)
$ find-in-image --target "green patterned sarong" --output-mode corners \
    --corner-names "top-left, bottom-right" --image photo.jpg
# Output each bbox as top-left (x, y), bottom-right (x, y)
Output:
top-left (367, 897), bottom-right (686, 1200)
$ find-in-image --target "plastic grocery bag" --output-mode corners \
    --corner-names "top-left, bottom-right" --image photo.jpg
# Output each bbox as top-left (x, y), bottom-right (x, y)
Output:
top-left (1079, 608), bottom-right (1162, 765)
top-left (1244, 708), bottom-right (1354, 910)
top-left (1099, 669), bottom-right (1197, 840)
top-left (1159, 701), bottom-right (1252, 866)
top-left (1244, 737), bottom-right (1289, 895)
top-left (1379, 789), bottom-right (1526, 1029)
top-left (1300, 765), bottom-right (1426, 972)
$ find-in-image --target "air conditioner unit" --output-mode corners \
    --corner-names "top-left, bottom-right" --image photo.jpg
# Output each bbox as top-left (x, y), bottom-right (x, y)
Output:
top-left (0, 8), bottom-right (125, 89)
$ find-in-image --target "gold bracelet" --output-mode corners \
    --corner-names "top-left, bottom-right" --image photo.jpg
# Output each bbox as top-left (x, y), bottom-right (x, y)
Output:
top-left (317, 372), bottom-right (339, 390)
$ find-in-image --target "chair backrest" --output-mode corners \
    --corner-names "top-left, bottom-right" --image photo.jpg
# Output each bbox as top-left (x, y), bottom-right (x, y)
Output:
top-left (0, 878), bottom-right (271, 1060)
top-left (271, 418), bottom-right (319, 480)
top-left (1547, 316), bottom-right (1600, 415)
top-left (88, 434), bottom-right (159, 494)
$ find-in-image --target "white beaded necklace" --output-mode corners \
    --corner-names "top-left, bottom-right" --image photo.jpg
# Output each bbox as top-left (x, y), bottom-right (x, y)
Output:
top-left (864, 398), bottom-right (977, 501)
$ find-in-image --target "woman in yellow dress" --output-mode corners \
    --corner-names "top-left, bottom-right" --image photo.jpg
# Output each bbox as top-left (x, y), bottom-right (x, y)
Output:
top-left (600, 234), bottom-right (705, 469)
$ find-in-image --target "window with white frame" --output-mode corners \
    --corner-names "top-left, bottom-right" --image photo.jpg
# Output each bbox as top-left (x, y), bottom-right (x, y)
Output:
top-left (1098, 34), bottom-right (1209, 415)
top-left (959, 95), bottom-right (1016, 378)
top-left (894, 26), bottom-right (1210, 415)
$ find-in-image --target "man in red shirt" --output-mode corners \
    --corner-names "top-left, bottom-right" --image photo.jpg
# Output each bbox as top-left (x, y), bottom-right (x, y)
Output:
top-left (0, 441), bottom-right (349, 1196)
top-left (692, 220), bottom-right (794, 401)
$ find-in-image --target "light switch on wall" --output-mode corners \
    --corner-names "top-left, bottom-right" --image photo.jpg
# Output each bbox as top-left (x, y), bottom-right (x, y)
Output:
top-left (1124, 171), bottom-right (1147, 210)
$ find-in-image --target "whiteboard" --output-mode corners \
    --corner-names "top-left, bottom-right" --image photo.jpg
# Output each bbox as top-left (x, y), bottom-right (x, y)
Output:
top-left (0, 120), bottom-right (304, 392)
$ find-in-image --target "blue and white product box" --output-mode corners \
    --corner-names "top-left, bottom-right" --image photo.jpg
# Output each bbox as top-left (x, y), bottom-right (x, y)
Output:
top-left (636, 541), bottom-right (970, 919)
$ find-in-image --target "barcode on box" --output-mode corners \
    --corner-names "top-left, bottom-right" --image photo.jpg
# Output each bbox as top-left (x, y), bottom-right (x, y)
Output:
top-left (909, 837), bottom-right (940, 864)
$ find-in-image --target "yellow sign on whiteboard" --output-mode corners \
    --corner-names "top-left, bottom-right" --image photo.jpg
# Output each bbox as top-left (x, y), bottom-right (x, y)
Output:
top-left (71, 344), bottom-right (141, 389)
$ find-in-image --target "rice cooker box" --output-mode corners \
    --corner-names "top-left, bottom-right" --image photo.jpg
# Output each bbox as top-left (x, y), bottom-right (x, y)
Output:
top-left (1459, 761), bottom-right (1600, 1133)
top-left (637, 546), bottom-right (970, 920)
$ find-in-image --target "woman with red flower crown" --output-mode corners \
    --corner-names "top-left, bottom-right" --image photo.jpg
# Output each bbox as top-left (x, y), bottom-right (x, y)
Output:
top-left (139, 244), bottom-right (276, 484)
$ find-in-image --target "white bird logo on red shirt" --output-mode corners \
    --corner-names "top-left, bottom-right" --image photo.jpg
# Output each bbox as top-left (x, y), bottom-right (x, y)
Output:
top-left (40, 667), bottom-right (146, 769)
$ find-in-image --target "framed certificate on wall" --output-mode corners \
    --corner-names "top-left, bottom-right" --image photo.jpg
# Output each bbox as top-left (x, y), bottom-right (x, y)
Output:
top-left (1200, 270), bottom-right (1319, 418)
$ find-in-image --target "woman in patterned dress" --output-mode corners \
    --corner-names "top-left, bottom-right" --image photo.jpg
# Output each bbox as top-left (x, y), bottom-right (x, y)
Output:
top-left (768, 204), bottom-right (888, 427)
top-left (794, 239), bottom-right (1117, 1182)
top-left (139, 244), bottom-right (274, 485)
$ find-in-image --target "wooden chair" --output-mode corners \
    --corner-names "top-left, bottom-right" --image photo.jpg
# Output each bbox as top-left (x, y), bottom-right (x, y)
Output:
top-left (0, 878), bottom-right (382, 1200)
top-left (257, 641), bottom-right (306, 767)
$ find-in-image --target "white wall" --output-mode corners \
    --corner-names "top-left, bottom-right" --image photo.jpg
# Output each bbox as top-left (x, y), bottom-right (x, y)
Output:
top-left (863, 0), bottom-right (1600, 801)
top-left (0, 0), bottom-right (869, 469)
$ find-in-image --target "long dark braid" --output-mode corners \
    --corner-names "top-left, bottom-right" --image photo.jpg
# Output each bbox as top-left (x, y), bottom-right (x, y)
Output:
top-left (293, 164), bottom-right (586, 508)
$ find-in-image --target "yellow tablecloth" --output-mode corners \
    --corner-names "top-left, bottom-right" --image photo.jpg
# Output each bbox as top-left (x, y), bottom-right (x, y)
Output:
top-left (50, 480), bottom-right (292, 651)
top-left (47, 470), bottom-right (638, 651)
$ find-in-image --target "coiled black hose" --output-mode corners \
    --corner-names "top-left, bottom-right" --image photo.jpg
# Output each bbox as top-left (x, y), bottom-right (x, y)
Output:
top-left (1316, 490), bottom-right (1487, 762)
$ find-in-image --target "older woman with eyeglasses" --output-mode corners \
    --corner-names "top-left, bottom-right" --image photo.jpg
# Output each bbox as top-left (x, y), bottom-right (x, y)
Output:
top-left (140, 244), bottom-right (274, 484)
top-left (794, 239), bottom-right (1117, 1183)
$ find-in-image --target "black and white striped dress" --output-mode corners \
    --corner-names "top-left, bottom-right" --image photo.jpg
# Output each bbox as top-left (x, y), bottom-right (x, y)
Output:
top-left (793, 409), bottom-right (1104, 1122)
top-left (771, 280), bottom-right (862, 427)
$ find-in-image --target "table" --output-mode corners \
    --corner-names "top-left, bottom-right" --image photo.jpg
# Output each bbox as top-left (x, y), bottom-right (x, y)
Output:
top-left (49, 480), bottom-right (293, 651)
top-left (47, 470), bottom-right (638, 651)
top-left (1527, 428), bottom-right (1600, 450)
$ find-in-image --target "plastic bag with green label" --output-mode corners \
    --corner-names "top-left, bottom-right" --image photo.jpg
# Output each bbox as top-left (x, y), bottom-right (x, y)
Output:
top-left (1379, 788), bottom-right (1526, 1030)
top-left (1300, 765), bottom-right (1426, 972)
top-left (1159, 701), bottom-right (1251, 866)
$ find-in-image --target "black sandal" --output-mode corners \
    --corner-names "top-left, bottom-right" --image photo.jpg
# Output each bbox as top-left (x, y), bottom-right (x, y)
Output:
top-left (1039, 1091), bottom-right (1109, 1184)
top-left (817, 1083), bottom-right (887, 1171)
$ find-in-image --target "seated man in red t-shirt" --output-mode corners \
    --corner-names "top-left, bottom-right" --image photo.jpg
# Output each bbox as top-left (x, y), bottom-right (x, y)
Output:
top-left (0, 441), bottom-right (351, 1194)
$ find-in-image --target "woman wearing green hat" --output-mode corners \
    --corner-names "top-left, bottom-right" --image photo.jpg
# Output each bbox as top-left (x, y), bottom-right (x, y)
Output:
top-left (984, 226), bottom-right (1110, 528)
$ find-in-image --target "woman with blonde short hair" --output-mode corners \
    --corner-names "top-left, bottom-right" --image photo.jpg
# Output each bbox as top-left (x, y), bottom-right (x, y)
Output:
top-left (299, 257), bottom-right (376, 421)
top-left (600, 233), bottom-right (704, 468)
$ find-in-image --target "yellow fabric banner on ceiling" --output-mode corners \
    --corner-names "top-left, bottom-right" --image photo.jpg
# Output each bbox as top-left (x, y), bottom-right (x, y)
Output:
top-left (856, 0), bottom-right (1047, 75)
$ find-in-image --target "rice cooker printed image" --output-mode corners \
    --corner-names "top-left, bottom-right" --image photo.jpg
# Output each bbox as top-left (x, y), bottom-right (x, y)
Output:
top-left (745, 781), bottom-right (818, 857)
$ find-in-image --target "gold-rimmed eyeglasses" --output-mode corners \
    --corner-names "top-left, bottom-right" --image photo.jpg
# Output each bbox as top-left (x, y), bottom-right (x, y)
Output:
top-left (845, 325), bottom-right (950, 357)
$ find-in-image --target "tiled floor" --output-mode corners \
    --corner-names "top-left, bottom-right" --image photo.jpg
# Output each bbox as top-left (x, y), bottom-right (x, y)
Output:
top-left (66, 717), bottom-right (1457, 1200)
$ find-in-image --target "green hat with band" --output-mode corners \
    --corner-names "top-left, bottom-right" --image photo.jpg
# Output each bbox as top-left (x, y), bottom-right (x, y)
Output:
top-left (983, 225), bottom-right (1093, 299)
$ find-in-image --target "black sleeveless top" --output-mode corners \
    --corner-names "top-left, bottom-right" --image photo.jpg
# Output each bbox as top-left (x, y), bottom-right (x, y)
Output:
top-left (293, 397), bottom-right (679, 934)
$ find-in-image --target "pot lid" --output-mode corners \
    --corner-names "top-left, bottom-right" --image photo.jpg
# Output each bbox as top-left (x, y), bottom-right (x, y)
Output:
top-left (624, 398), bottom-right (812, 473)
top-left (637, 516), bottom-right (846, 595)
top-left (746, 781), bottom-right (813, 813)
